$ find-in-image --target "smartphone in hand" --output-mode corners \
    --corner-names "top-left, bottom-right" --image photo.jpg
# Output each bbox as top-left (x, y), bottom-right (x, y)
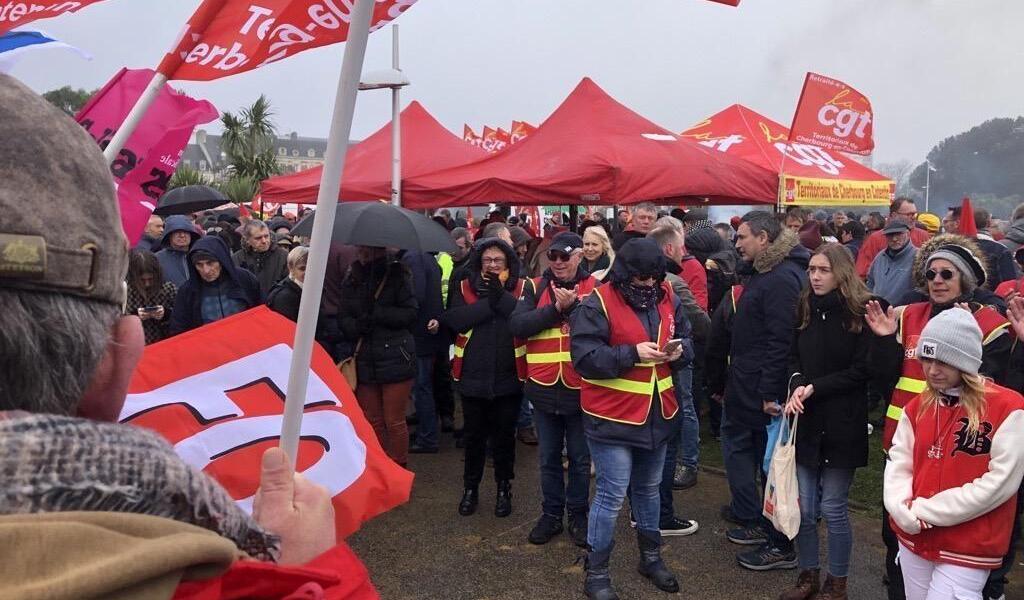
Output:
top-left (662, 338), bottom-right (684, 354)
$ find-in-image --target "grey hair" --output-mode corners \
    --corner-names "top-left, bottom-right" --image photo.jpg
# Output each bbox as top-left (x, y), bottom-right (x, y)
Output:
top-left (1011, 203), bottom-right (1024, 223)
top-left (0, 290), bottom-right (120, 415)
top-left (631, 202), bottom-right (658, 215)
top-left (481, 222), bottom-right (510, 239)
top-left (243, 219), bottom-right (268, 238)
top-left (742, 210), bottom-right (782, 243)
top-left (287, 245), bottom-right (309, 270)
top-left (450, 226), bottom-right (471, 243)
top-left (654, 216), bottom-right (684, 233)
top-left (647, 225), bottom-right (683, 249)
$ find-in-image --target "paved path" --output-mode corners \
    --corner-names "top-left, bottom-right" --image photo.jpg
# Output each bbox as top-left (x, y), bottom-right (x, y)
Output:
top-left (347, 440), bottom-right (962, 600)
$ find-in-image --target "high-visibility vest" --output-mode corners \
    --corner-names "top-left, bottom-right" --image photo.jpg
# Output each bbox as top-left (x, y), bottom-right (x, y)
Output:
top-left (451, 277), bottom-right (529, 382)
top-left (580, 282), bottom-right (678, 425)
top-left (883, 302), bottom-right (1010, 449)
top-left (437, 252), bottom-right (454, 307)
top-left (524, 275), bottom-right (599, 389)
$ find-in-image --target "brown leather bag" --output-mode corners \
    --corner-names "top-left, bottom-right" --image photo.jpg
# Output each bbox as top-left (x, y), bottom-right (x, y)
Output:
top-left (337, 275), bottom-right (388, 390)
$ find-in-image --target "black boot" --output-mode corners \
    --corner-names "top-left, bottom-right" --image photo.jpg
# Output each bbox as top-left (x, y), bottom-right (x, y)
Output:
top-left (495, 480), bottom-right (512, 517)
top-left (636, 529), bottom-right (680, 593)
top-left (584, 542), bottom-right (619, 600)
top-left (458, 488), bottom-right (478, 516)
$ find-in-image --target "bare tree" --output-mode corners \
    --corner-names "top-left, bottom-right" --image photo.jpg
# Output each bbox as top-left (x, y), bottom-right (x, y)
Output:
top-left (875, 159), bottom-right (916, 196)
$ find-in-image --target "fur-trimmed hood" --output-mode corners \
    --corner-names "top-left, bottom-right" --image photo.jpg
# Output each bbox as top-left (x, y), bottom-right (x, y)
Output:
top-left (753, 229), bottom-right (808, 274)
top-left (910, 233), bottom-right (988, 292)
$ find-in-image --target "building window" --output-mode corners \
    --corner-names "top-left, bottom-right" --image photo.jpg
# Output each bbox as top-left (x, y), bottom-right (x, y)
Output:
top-left (199, 160), bottom-right (207, 170)
top-left (278, 147), bottom-right (286, 156)
top-left (307, 148), bottom-right (316, 158)
top-left (183, 159), bottom-right (191, 167)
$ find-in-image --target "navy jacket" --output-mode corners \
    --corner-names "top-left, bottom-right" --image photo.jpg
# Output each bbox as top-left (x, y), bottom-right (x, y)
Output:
top-left (169, 236), bottom-right (262, 335)
top-left (570, 271), bottom-right (692, 450)
top-left (400, 250), bottom-right (444, 357)
top-left (155, 215), bottom-right (200, 288)
top-left (725, 230), bottom-right (810, 429)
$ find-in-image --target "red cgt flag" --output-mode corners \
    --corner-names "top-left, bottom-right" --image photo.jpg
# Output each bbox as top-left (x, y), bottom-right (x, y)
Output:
top-left (119, 307), bottom-right (414, 539)
top-left (157, 0), bottom-right (418, 81)
top-left (463, 124), bottom-right (482, 147)
top-left (510, 120), bottom-right (537, 144)
top-left (0, 0), bottom-right (109, 34)
top-left (788, 72), bottom-right (875, 156)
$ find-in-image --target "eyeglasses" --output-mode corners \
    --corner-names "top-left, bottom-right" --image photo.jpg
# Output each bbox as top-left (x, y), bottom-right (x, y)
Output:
top-left (547, 249), bottom-right (572, 263)
top-left (925, 268), bottom-right (955, 282)
top-left (481, 257), bottom-right (506, 265)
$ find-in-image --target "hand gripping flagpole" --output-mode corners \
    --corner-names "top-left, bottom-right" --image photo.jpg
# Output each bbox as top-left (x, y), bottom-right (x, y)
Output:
top-left (280, 0), bottom-right (376, 466)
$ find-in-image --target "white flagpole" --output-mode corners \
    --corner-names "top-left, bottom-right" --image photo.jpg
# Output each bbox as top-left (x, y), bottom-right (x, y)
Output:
top-left (390, 24), bottom-right (401, 207)
top-left (280, 0), bottom-right (376, 466)
top-left (102, 71), bottom-right (167, 162)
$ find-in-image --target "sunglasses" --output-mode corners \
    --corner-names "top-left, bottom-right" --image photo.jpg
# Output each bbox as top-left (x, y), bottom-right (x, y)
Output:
top-left (547, 249), bottom-right (572, 262)
top-left (925, 268), bottom-right (955, 282)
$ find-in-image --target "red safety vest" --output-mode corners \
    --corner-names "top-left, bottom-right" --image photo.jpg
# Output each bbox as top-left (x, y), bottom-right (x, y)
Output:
top-left (580, 281), bottom-right (678, 425)
top-left (883, 302), bottom-right (1010, 449)
top-left (524, 276), bottom-right (599, 389)
top-left (451, 278), bottom-right (529, 382)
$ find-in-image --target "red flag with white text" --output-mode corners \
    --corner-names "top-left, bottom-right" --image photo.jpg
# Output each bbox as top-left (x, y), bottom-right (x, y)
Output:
top-left (510, 120), bottom-right (536, 144)
top-left (495, 127), bottom-right (511, 150)
top-left (480, 125), bottom-right (500, 153)
top-left (119, 307), bottom-right (414, 539)
top-left (788, 72), bottom-right (874, 156)
top-left (75, 68), bottom-right (218, 245)
top-left (463, 124), bottom-right (482, 147)
top-left (157, 0), bottom-right (418, 81)
top-left (0, 0), bottom-right (109, 33)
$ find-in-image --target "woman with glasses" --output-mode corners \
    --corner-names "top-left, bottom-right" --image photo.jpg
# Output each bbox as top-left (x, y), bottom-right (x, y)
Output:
top-left (125, 248), bottom-right (178, 345)
top-left (866, 236), bottom-right (1012, 599)
top-left (442, 238), bottom-right (528, 518)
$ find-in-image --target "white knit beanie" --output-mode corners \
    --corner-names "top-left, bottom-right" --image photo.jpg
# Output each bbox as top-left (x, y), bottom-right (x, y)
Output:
top-left (916, 307), bottom-right (983, 375)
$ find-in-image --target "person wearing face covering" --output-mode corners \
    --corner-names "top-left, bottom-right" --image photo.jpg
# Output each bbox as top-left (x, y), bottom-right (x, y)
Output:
top-left (570, 238), bottom-right (692, 599)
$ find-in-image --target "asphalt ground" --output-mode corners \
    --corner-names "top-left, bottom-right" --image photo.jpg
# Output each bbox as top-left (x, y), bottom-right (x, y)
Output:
top-left (346, 435), bottom-right (1018, 600)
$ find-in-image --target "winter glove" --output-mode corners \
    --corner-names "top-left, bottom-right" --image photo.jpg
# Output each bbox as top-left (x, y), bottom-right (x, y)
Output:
top-left (485, 273), bottom-right (505, 308)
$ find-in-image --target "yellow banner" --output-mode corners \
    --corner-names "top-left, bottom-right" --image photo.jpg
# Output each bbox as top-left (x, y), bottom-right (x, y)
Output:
top-left (781, 175), bottom-right (894, 206)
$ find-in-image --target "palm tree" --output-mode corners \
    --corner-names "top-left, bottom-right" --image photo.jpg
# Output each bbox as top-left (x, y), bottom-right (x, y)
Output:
top-left (216, 175), bottom-right (259, 205)
top-left (221, 95), bottom-right (280, 182)
top-left (167, 165), bottom-right (208, 189)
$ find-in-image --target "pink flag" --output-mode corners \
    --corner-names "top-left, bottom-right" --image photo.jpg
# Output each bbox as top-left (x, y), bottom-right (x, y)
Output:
top-left (76, 68), bottom-right (218, 244)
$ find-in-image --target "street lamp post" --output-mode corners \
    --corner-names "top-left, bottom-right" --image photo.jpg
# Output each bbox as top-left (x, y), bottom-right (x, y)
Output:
top-left (358, 24), bottom-right (409, 206)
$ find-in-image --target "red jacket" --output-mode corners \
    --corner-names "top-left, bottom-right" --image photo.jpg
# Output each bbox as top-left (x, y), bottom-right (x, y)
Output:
top-left (884, 382), bottom-right (1024, 570)
top-left (173, 543), bottom-right (377, 600)
top-left (680, 256), bottom-right (708, 312)
top-left (855, 227), bottom-right (932, 278)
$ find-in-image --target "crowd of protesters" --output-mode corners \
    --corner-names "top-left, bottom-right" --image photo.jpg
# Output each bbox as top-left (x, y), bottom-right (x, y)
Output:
top-left (4, 73), bottom-right (1024, 599)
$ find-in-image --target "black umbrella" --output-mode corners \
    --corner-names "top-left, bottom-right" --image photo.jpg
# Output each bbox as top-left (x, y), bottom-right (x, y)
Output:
top-left (153, 185), bottom-right (229, 216)
top-left (292, 202), bottom-right (456, 253)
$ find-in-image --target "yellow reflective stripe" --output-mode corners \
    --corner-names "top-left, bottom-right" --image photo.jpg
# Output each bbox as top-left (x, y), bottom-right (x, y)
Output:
top-left (984, 323), bottom-right (1010, 344)
top-left (526, 351), bottom-right (571, 364)
top-left (453, 346), bottom-right (465, 358)
top-left (453, 330), bottom-right (472, 358)
top-left (515, 345), bottom-right (527, 357)
top-left (656, 375), bottom-right (674, 392)
top-left (895, 376), bottom-right (927, 394)
top-left (529, 328), bottom-right (563, 341)
top-left (583, 377), bottom-right (653, 396)
top-left (886, 404), bottom-right (904, 421)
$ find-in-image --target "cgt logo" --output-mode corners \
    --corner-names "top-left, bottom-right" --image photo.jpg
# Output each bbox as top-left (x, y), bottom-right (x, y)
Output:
top-left (817, 103), bottom-right (872, 140)
top-left (120, 344), bottom-right (366, 513)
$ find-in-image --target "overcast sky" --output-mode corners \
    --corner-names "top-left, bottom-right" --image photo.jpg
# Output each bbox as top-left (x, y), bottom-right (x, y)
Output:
top-left (18, 0), bottom-right (1024, 165)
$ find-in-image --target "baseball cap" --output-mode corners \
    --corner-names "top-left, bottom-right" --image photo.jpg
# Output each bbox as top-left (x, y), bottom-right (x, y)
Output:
top-left (550, 232), bottom-right (583, 253)
top-left (882, 221), bottom-right (910, 235)
top-left (0, 74), bottom-right (127, 307)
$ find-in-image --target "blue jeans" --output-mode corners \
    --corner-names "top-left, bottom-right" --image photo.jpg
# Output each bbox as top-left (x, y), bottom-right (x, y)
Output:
top-left (587, 438), bottom-right (666, 552)
top-left (795, 464), bottom-right (855, 577)
top-left (412, 355), bottom-right (438, 449)
top-left (533, 408), bottom-right (590, 518)
top-left (720, 407), bottom-right (792, 550)
top-left (675, 366), bottom-right (699, 469)
top-left (658, 424), bottom-right (680, 522)
top-left (517, 397), bottom-right (533, 429)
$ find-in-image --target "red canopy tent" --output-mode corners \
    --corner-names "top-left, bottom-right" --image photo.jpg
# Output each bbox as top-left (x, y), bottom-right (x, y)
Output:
top-left (401, 78), bottom-right (778, 209)
top-left (260, 101), bottom-right (486, 203)
top-left (680, 104), bottom-right (893, 207)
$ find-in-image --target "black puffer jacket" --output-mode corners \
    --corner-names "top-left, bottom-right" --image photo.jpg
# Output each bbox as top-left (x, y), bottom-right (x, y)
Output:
top-left (788, 291), bottom-right (887, 469)
top-left (338, 258), bottom-right (418, 384)
top-left (441, 238), bottom-right (525, 398)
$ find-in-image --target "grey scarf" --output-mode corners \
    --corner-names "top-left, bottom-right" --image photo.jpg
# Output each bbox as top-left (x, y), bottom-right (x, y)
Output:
top-left (0, 412), bottom-right (280, 561)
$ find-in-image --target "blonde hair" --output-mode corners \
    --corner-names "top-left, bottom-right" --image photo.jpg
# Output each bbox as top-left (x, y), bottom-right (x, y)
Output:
top-left (287, 245), bottom-right (309, 270)
top-left (918, 372), bottom-right (988, 435)
top-left (583, 226), bottom-right (614, 263)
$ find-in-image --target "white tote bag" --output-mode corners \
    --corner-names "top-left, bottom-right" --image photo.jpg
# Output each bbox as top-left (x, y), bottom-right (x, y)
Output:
top-left (762, 414), bottom-right (800, 540)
